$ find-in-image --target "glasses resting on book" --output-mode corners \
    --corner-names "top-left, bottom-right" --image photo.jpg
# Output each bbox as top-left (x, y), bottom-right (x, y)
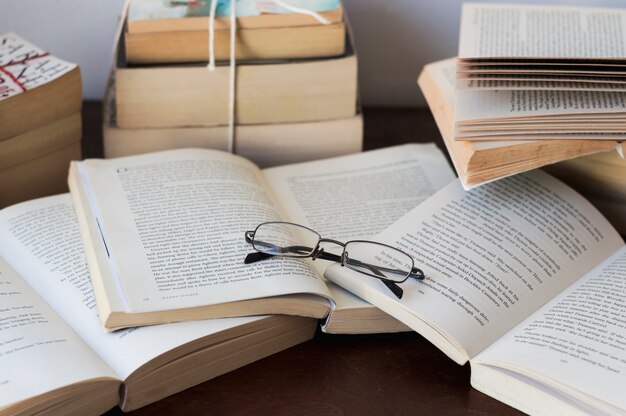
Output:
top-left (244, 221), bottom-right (424, 299)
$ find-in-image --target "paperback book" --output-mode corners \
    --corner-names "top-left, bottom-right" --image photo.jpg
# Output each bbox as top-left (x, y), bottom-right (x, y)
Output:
top-left (0, 194), bottom-right (316, 415)
top-left (418, 57), bottom-right (621, 188)
top-left (124, 0), bottom-right (345, 63)
top-left (68, 144), bottom-right (455, 331)
top-left (455, 3), bottom-right (626, 141)
top-left (325, 170), bottom-right (626, 416)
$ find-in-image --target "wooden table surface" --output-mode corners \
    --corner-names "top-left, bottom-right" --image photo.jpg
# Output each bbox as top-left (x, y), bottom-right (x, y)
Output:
top-left (81, 102), bottom-right (523, 416)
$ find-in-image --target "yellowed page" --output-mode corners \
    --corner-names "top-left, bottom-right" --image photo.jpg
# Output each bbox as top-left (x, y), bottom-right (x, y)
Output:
top-left (455, 88), bottom-right (626, 125)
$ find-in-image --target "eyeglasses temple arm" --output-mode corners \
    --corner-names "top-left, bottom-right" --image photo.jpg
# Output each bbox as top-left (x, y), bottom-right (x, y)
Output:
top-left (382, 280), bottom-right (404, 299)
top-left (243, 251), bottom-right (406, 299)
top-left (244, 249), bottom-right (341, 265)
top-left (244, 251), bottom-right (273, 264)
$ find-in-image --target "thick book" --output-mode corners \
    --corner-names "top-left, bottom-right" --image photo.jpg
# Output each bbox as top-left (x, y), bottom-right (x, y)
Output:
top-left (0, 194), bottom-right (317, 415)
top-left (67, 144), bottom-right (455, 331)
top-left (325, 170), bottom-right (626, 416)
top-left (418, 57), bottom-right (622, 188)
top-left (0, 33), bottom-right (81, 141)
top-left (0, 113), bottom-right (81, 208)
top-left (124, 0), bottom-right (345, 64)
top-left (455, 3), bottom-right (626, 140)
top-left (103, 75), bottom-right (363, 167)
top-left (115, 24), bottom-right (357, 129)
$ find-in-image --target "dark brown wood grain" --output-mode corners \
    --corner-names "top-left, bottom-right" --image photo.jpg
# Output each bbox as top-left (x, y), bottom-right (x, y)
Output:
top-left (82, 102), bottom-right (522, 416)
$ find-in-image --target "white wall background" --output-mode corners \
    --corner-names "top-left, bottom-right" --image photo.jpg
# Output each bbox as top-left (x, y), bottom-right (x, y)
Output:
top-left (3, 0), bottom-right (626, 107)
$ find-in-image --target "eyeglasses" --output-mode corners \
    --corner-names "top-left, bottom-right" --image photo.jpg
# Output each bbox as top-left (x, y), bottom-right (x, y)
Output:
top-left (244, 221), bottom-right (424, 299)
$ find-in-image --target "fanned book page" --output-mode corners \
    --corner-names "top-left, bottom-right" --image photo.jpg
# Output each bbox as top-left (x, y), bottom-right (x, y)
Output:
top-left (457, 3), bottom-right (626, 95)
top-left (459, 3), bottom-right (626, 60)
top-left (455, 5), bottom-right (626, 143)
top-left (417, 57), bottom-right (620, 188)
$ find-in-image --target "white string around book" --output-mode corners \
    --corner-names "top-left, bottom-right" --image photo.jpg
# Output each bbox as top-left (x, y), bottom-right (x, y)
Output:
top-left (206, 0), bottom-right (331, 154)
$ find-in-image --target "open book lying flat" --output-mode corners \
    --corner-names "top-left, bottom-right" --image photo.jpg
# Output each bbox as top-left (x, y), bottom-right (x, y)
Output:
top-left (68, 144), bottom-right (455, 331)
top-left (325, 170), bottom-right (626, 416)
top-left (0, 194), bottom-right (317, 415)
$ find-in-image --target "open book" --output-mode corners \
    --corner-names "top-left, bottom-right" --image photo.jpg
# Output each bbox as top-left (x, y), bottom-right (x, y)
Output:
top-left (0, 194), bottom-right (317, 415)
top-left (325, 170), bottom-right (626, 415)
top-left (68, 144), bottom-right (455, 331)
top-left (455, 3), bottom-right (626, 141)
top-left (418, 57), bottom-right (622, 188)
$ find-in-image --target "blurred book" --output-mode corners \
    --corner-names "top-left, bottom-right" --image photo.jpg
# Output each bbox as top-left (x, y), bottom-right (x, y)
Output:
top-left (0, 114), bottom-right (81, 208)
top-left (103, 75), bottom-right (362, 167)
top-left (418, 57), bottom-right (621, 188)
top-left (0, 33), bottom-right (82, 208)
top-left (546, 149), bottom-right (626, 235)
top-left (114, 29), bottom-right (357, 128)
top-left (455, 3), bottom-right (626, 141)
top-left (125, 0), bottom-right (345, 63)
top-left (0, 33), bottom-right (81, 141)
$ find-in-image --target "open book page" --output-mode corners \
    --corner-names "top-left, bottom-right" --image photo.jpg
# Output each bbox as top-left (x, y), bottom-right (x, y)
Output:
top-left (425, 57), bottom-right (543, 151)
top-left (455, 88), bottom-right (626, 124)
top-left (0, 256), bottom-right (118, 408)
top-left (472, 245), bottom-right (626, 414)
top-left (262, 144), bottom-right (455, 309)
top-left (457, 77), bottom-right (626, 92)
top-left (0, 194), bottom-right (279, 380)
top-left (459, 3), bottom-right (626, 59)
top-left (325, 170), bottom-right (624, 364)
top-left (75, 149), bottom-right (331, 313)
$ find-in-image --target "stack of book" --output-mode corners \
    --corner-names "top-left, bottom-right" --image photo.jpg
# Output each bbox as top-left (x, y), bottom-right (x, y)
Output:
top-left (104, 0), bottom-right (362, 167)
top-left (0, 33), bottom-right (82, 208)
top-left (419, 3), bottom-right (625, 232)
